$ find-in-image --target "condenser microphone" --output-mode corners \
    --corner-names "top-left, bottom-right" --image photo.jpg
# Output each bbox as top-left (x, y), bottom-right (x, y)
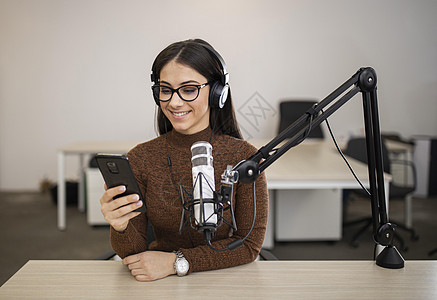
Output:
top-left (191, 141), bottom-right (218, 235)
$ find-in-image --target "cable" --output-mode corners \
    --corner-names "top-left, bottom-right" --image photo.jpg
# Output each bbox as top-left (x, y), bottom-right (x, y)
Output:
top-left (164, 120), bottom-right (196, 248)
top-left (322, 109), bottom-right (371, 197)
top-left (209, 110), bottom-right (220, 144)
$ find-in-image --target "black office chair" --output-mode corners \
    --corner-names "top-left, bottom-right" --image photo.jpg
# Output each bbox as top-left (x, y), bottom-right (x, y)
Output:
top-left (343, 137), bottom-right (418, 250)
top-left (278, 100), bottom-right (324, 139)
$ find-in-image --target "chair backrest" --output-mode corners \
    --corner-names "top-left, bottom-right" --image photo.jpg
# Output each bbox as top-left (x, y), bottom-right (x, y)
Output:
top-left (278, 100), bottom-right (324, 139)
top-left (344, 137), bottom-right (391, 174)
top-left (345, 137), bottom-right (417, 199)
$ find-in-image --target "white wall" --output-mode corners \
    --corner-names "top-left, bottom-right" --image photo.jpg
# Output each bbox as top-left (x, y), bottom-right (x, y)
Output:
top-left (1, 0), bottom-right (436, 191)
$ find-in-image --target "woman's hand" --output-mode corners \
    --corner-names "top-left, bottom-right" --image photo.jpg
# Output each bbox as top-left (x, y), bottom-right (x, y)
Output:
top-left (123, 251), bottom-right (177, 281)
top-left (99, 184), bottom-right (143, 232)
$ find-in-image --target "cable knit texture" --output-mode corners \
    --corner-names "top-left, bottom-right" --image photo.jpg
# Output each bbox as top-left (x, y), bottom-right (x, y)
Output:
top-left (110, 127), bottom-right (268, 274)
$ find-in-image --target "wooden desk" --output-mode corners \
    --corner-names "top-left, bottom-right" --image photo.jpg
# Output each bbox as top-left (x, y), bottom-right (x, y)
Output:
top-left (1, 260), bottom-right (436, 299)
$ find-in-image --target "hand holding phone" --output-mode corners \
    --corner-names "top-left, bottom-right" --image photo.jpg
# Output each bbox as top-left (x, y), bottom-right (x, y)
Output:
top-left (96, 154), bottom-right (146, 214)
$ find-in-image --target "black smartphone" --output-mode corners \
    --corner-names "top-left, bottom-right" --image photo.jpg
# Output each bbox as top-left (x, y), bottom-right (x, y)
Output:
top-left (95, 154), bottom-right (146, 213)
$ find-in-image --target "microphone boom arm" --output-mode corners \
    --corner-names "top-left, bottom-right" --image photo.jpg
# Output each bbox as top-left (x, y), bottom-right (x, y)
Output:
top-left (226, 67), bottom-right (404, 269)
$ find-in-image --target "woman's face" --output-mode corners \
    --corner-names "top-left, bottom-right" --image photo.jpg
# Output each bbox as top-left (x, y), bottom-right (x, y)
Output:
top-left (159, 60), bottom-right (210, 135)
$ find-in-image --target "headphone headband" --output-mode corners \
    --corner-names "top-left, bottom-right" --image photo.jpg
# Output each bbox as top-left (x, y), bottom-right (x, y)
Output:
top-left (198, 43), bottom-right (229, 86)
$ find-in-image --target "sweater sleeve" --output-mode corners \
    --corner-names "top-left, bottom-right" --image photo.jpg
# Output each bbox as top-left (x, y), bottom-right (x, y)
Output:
top-left (110, 213), bottom-right (148, 258)
top-left (180, 147), bottom-right (269, 273)
top-left (109, 147), bottom-right (149, 258)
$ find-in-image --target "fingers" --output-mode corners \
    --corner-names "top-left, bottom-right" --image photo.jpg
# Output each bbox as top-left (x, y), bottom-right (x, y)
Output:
top-left (100, 185), bottom-right (126, 205)
top-left (100, 186), bottom-right (141, 212)
top-left (122, 251), bottom-right (176, 282)
top-left (122, 253), bottom-right (140, 266)
top-left (123, 253), bottom-right (156, 281)
top-left (133, 275), bottom-right (151, 282)
top-left (99, 185), bottom-right (143, 232)
top-left (108, 195), bottom-right (142, 215)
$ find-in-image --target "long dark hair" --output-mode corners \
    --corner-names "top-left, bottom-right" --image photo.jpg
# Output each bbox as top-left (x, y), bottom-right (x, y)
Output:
top-left (152, 39), bottom-right (242, 139)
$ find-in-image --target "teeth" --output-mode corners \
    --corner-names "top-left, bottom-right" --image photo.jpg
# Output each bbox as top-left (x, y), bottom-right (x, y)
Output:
top-left (172, 111), bottom-right (189, 117)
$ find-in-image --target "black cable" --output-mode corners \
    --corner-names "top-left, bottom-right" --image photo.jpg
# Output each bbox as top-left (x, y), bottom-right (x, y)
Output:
top-left (164, 120), bottom-right (196, 248)
top-left (209, 110), bottom-right (220, 144)
top-left (322, 109), bottom-right (371, 197)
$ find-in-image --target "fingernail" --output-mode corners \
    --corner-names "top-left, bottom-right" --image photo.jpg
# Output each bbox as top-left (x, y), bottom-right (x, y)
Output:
top-left (119, 186), bottom-right (126, 192)
top-left (132, 194), bottom-right (139, 201)
top-left (136, 200), bottom-right (143, 206)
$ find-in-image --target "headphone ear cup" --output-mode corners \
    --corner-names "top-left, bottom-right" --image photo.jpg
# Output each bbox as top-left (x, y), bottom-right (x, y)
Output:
top-left (152, 86), bottom-right (160, 106)
top-left (153, 97), bottom-right (160, 106)
top-left (209, 81), bottom-right (228, 108)
top-left (218, 84), bottom-right (229, 109)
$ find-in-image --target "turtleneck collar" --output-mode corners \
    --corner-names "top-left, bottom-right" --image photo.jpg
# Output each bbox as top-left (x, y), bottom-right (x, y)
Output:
top-left (166, 127), bottom-right (216, 150)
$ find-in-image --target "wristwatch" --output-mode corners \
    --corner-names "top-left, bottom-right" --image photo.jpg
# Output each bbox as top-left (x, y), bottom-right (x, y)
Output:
top-left (174, 250), bottom-right (189, 277)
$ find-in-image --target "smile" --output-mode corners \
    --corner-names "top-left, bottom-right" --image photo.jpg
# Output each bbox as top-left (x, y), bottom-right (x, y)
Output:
top-left (171, 111), bottom-right (191, 117)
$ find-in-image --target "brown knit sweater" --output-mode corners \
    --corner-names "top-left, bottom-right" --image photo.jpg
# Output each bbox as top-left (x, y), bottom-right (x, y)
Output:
top-left (110, 127), bottom-right (268, 274)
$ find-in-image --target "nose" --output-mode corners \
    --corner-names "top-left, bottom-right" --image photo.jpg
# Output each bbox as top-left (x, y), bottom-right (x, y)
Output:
top-left (168, 92), bottom-right (184, 107)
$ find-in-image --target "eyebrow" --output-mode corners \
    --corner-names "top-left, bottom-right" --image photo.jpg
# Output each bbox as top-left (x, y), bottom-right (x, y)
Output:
top-left (159, 79), bottom-right (200, 86)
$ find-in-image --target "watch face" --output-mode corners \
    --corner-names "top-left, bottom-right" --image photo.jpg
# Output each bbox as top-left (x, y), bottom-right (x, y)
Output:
top-left (177, 259), bottom-right (189, 274)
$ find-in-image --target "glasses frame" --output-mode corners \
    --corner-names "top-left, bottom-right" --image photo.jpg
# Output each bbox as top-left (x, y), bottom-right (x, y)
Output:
top-left (152, 82), bottom-right (210, 102)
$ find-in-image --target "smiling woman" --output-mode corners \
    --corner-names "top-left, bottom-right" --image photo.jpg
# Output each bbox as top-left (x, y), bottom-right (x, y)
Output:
top-left (157, 60), bottom-right (211, 135)
top-left (98, 39), bottom-right (269, 282)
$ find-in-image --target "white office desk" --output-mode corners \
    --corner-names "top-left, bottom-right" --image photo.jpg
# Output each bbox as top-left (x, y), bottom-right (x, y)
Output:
top-left (385, 139), bottom-right (414, 154)
top-left (250, 139), bottom-right (391, 247)
top-left (57, 139), bottom-right (390, 249)
top-left (1, 260), bottom-right (436, 299)
top-left (57, 141), bottom-right (139, 230)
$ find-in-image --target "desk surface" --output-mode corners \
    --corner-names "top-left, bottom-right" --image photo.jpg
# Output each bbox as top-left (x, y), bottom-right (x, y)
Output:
top-left (60, 139), bottom-right (377, 185)
top-left (59, 140), bottom-right (141, 154)
top-left (1, 260), bottom-right (436, 299)
top-left (385, 139), bottom-right (414, 153)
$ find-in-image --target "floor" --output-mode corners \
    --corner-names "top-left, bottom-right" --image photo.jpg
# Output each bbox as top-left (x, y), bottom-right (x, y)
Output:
top-left (1, 191), bottom-right (436, 286)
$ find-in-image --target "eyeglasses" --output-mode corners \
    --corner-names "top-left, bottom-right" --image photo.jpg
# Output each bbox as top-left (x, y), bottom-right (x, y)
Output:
top-left (152, 83), bottom-right (209, 102)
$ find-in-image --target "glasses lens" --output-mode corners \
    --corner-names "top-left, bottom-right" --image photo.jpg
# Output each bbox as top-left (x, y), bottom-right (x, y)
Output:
top-left (178, 85), bottom-right (199, 101)
top-left (157, 86), bottom-right (173, 101)
top-left (152, 84), bottom-right (204, 102)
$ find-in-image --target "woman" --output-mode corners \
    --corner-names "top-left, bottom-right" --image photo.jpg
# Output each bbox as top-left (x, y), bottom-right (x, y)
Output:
top-left (100, 39), bottom-right (268, 281)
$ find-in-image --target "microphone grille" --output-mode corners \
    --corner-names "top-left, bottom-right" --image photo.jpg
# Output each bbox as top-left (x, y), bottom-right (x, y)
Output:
top-left (191, 141), bottom-right (213, 167)
top-left (191, 141), bottom-right (212, 155)
top-left (192, 156), bottom-right (210, 167)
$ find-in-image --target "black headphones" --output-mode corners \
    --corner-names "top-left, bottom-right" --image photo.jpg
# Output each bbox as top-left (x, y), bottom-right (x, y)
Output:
top-left (150, 42), bottom-right (229, 109)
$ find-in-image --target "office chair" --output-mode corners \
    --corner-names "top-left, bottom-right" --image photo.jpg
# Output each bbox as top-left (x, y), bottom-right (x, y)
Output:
top-left (278, 100), bottom-right (324, 139)
top-left (343, 137), bottom-right (418, 250)
top-left (96, 221), bottom-right (278, 261)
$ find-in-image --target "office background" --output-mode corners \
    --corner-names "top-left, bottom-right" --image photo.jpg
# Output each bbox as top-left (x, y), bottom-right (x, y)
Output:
top-left (1, 0), bottom-right (437, 286)
top-left (1, 0), bottom-right (437, 191)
